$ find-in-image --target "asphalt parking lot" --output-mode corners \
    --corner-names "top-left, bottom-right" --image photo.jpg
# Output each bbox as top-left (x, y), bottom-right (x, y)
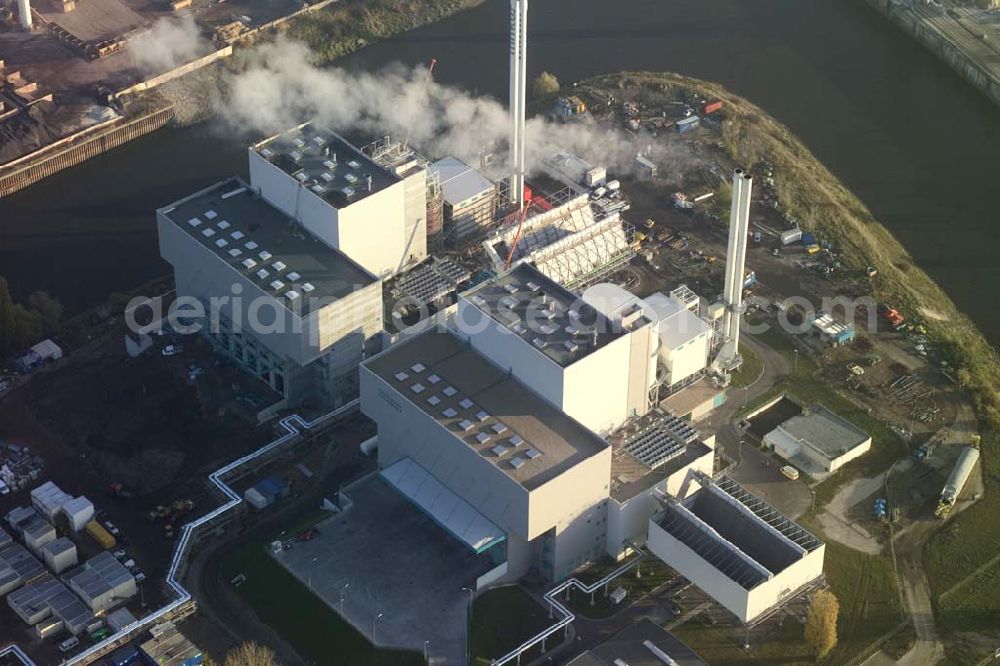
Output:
top-left (273, 474), bottom-right (494, 665)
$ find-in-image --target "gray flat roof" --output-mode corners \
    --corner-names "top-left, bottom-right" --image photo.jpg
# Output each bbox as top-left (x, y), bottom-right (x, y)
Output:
top-left (462, 264), bottom-right (629, 367)
top-left (160, 178), bottom-right (377, 315)
top-left (431, 157), bottom-right (495, 207)
top-left (773, 404), bottom-right (870, 458)
top-left (253, 125), bottom-right (399, 206)
top-left (609, 411), bottom-right (712, 502)
top-left (8, 573), bottom-right (92, 629)
top-left (41, 537), bottom-right (75, 558)
top-left (365, 328), bottom-right (608, 490)
top-left (22, 515), bottom-right (54, 541)
top-left (0, 544), bottom-right (45, 589)
top-left (63, 551), bottom-right (133, 602)
top-left (0, 527), bottom-right (10, 550)
top-left (569, 618), bottom-right (707, 666)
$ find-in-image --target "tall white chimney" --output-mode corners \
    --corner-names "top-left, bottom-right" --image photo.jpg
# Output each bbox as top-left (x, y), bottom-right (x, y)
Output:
top-left (17, 0), bottom-right (33, 30)
top-left (715, 168), bottom-right (753, 371)
top-left (509, 0), bottom-right (528, 212)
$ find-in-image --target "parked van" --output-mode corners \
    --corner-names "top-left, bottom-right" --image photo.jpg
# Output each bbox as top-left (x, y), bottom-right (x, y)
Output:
top-left (781, 465), bottom-right (800, 481)
top-left (59, 637), bottom-right (80, 653)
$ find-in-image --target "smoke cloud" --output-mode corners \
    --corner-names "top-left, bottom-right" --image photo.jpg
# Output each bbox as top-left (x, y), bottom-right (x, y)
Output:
top-left (131, 15), bottom-right (210, 74)
top-left (220, 38), bottom-right (700, 181)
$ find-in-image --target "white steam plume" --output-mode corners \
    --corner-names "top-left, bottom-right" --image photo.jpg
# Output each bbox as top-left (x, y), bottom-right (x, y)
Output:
top-left (131, 15), bottom-right (210, 74)
top-left (221, 38), bottom-right (698, 180)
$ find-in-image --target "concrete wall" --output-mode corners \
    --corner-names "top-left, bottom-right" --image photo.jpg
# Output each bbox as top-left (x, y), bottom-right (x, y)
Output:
top-left (562, 335), bottom-right (634, 435)
top-left (863, 0), bottom-right (1000, 110)
top-left (647, 516), bottom-right (825, 623)
top-left (661, 330), bottom-right (711, 386)
top-left (249, 149), bottom-right (409, 277)
top-left (455, 295), bottom-right (565, 412)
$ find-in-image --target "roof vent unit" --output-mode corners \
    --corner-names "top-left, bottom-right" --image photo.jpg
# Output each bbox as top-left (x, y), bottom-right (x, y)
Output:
top-left (393, 371), bottom-right (409, 381)
top-left (312, 136), bottom-right (325, 147)
top-left (341, 186), bottom-right (355, 198)
top-left (524, 448), bottom-right (542, 460)
top-left (500, 295), bottom-right (518, 309)
top-left (564, 340), bottom-right (580, 353)
top-left (491, 444), bottom-right (509, 457)
top-left (301, 283), bottom-right (315, 293)
top-left (540, 323), bottom-right (559, 335)
top-left (344, 173), bottom-right (358, 184)
top-left (217, 221), bottom-right (231, 230)
top-left (492, 423), bottom-right (508, 434)
top-left (347, 160), bottom-right (361, 169)
top-left (201, 228), bottom-right (216, 238)
top-left (272, 261), bottom-right (287, 272)
top-left (245, 241), bottom-right (259, 250)
top-left (285, 290), bottom-right (300, 301)
top-left (526, 281), bottom-right (541, 292)
top-left (287, 272), bottom-right (301, 281)
top-left (509, 456), bottom-right (526, 470)
top-left (259, 251), bottom-right (272, 261)
top-left (509, 435), bottom-right (524, 447)
top-left (294, 171), bottom-right (308, 182)
top-left (458, 419), bottom-right (475, 432)
top-left (472, 295), bottom-right (487, 307)
top-left (503, 283), bottom-right (518, 294)
top-left (323, 159), bottom-right (336, 169)
top-left (427, 374), bottom-right (441, 385)
top-left (427, 395), bottom-right (441, 406)
top-left (411, 363), bottom-right (426, 373)
top-left (410, 383), bottom-right (425, 394)
top-left (228, 248), bottom-right (242, 258)
top-left (292, 137), bottom-right (306, 148)
top-left (475, 433), bottom-right (492, 445)
top-left (242, 259), bottom-right (257, 270)
top-left (215, 239), bottom-right (228, 248)
top-left (512, 322), bottom-right (527, 335)
top-left (187, 218), bottom-right (202, 227)
top-left (260, 148), bottom-right (274, 158)
top-left (442, 407), bottom-right (458, 418)
top-left (442, 386), bottom-right (457, 397)
top-left (311, 184), bottom-right (325, 194)
top-left (256, 269), bottom-right (270, 279)
top-left (290, 150), bottom-right (303, 161)
top-left (532, 337), bottom-right (547, 349)
top-left (475, 410), bottom-right (490, 422)
top-left (270, 280), bottom-right (285, 291)
top-left (459, 398), bottom-right (474, 410)
top-left (231, 231), bottom-right (245, 240)
top-left (321, 172), bottom-right (334, 183)
top-left (204, 210), bottom-right (217, 219)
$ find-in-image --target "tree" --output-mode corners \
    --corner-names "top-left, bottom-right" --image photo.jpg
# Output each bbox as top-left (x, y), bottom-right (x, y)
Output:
top-left (221, 642), bottom-right (281, 666)
top-left (804, 588), bottom-right (839, 659)
top-left (27, 291), bottom-right (63, 335)
top-left (533, 71), bottom-right (560, 98)
top-left (0, 276), bottom-right (42, 357)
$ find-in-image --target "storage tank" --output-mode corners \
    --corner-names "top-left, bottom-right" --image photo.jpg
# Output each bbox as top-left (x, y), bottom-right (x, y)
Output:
top-left (941, 446), bottom-right (979, 505)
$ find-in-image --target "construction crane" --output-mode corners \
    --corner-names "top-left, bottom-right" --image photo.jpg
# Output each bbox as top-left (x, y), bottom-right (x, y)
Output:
top-left (402, 58), bottom-right (437, 152)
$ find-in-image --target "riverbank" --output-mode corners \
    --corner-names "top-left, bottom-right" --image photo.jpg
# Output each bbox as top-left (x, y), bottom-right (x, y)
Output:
top-left (573, 70), bottom-right (998, 663)
top-left (860, 0), bottom-right (1000, 110)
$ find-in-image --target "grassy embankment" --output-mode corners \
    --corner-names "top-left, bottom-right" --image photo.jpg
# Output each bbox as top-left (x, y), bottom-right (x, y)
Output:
top-left (288, 0), bottom-right (484, 64)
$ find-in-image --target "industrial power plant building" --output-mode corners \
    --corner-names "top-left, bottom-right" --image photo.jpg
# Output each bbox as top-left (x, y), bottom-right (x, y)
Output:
top-left (158, 178), bottom-right (384, 411)
top-left (360, 264), bottom-right (823, 619)
top-left (764, 405), bottom-right (871, 475)
top-left (250, 124), bottom-right (429, 277)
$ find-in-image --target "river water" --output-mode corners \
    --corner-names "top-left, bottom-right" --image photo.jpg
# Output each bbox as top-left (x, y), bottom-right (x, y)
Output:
top-left (2, 0), bottom-right (998, 344)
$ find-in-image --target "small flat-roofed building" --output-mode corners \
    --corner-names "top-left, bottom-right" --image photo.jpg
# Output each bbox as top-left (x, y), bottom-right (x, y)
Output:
top-left (106, 606), bottom-right (137, 632)
top-left (647, 476), bottom-right (824, 623)
top-left (811, 313), bottom-right (855, 346)
top-left (22, 515), bottom-right (55, 555)
top-left (566, 618), bottom-right (707, 666)
top-left (7, 573), bottom-right (93, 635)
top-left (764, 405), bottom-right (872, 475)
top-left (158, 178), bottom-right (384, 410)
top-left (250, 124), bottom-right (423, 276)
top-left (660, 376), bottom-right (726, 422)
top-left (5, 506), bottom-right (37, 536)
top-left (140, 623), bottom-right (204, 666)
top-left (63, 551), bottom-right (136, 612)
top-left (456, 265), bottom-right (657, 435)
top-left (362, 327), bottom-right (613, 581)
top-left (430, 157), bottom-right (497, 241)
top-left (0, 544), bottom-right (45, 595)
top-left (40, 537), bottom-right (77, 574)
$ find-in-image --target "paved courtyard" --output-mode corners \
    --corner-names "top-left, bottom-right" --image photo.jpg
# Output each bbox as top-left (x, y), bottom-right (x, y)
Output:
top-left (273, 474), bottom-right (495, 665)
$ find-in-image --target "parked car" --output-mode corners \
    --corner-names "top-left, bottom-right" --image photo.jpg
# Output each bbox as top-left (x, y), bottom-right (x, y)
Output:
top-left (780, 465), bottom-right (800, 481)
top-left (112, 549), bottom-right (127, 561)
top-left (103, 521), bottom-right (120, 536)
top-left (161, 345), bottom-right (183, 357)
top-left (59, 637), bottom-right (80, 653)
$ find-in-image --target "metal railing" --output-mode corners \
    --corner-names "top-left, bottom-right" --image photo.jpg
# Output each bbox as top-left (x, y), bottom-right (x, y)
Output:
top-left (58, 401), bottom-right (360, 665)
top-left (490, 545), bottom-right (647, 666)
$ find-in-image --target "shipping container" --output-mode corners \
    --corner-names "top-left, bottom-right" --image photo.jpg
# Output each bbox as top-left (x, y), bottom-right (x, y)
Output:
top-left (244, 488), bottom-right (269, 510)
top-left (85, 520), bottom-right (116, 550)
top-left (702, 99), bottom-right (724, 115)
top-left (676, 116), bottom-right (700, 134)
top-left (780, 228), bottom-right (802, 246)
top-left (584, 167), bottom-right (606, 188)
